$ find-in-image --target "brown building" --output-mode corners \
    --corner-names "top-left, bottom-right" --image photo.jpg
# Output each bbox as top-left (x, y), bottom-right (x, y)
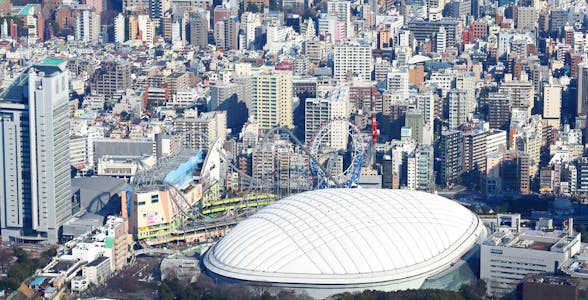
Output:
top-left (0, 0), bottom-right (11, 16)
top-left (471, 21), bottom-right (487, 41)
top-left (408, 64), bottom-right (425, 85)
top-left (92, 61), bottom-right (132, 99)
top-left (522, 274), bottom-right (581, 300)
top-left (55, 6), bottom-right (75, 33)
top-left (166, 73), bottom-right (190, 94)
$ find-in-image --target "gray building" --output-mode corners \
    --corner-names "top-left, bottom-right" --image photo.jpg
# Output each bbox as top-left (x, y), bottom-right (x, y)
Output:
top-left (407, 19), bottom-right (461, 46)
top-left (405, 109), bottom-right (424, 144)
top-left (0, 58), bottom-right (72, 243)
top-left (190, 14), bottom-right (209, 48)
top-left (437, 130), bottom-right (463, 187)
top-left (577, 63), bottom-right (588, 116)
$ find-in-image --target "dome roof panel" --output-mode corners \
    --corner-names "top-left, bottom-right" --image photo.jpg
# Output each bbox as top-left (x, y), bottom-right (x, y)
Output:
top-left (204, 189), bottom-right (486, 285)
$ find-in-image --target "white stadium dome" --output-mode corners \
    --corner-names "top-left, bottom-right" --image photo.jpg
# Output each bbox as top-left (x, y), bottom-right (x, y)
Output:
top-left (203, 189), bottom-right (487, 297)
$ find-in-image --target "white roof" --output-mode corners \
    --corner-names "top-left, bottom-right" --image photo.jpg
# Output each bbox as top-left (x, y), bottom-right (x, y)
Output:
top-left (204, 189), bottom-right (485, 285)
top-left (408, 55), bottom-right (432, 64)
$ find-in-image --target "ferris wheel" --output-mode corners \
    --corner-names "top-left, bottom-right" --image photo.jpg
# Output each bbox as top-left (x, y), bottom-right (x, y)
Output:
top-left (308, 118), bottom-right (367, 189)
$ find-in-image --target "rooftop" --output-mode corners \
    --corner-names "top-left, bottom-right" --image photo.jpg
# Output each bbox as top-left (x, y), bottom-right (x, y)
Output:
top-left (484, 228), bottom-right (579, 253)
top-left (86, 256), bottom-right (109, 267)
top-left (132, 148), bottom-right (202, 190)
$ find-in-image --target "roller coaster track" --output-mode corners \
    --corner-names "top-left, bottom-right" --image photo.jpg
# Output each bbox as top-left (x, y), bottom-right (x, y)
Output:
top-left (254, 126), bottom-right (345, 188)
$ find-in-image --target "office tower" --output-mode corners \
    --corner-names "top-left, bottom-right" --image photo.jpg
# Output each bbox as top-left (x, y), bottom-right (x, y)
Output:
top-left (305, 87), bottom-right (349, 149)
top-left (437, 130), bottom-right (464, 187)
top-left (448, 89), bottom-right (467, 130)
top-left (487, 92), bottom-right (511, 130)
top-left (543, 81), bottom-right (562, 128)
top-left (74, 6), bottom-right (101, 45)
top-left (174, 111), bottom-right (227, 150)
top-left (0, 58), bottom-right (71, 244)
top-left (214, 16), bottom-right (239, 50)
top-left (190, 14), bottom-right (208, 48)
top-left (404, 109), bottom-right (424, 143)
top-left (333, 44), bottom-right (372, 82)
top-left (251, 72), bottom-right (293, 130)
top-left (91, 60), bottom-right (132, 99)
top-left (114, 13), bottom-right (125, 44)
top-left (577, 63), bottom-right (588, 116)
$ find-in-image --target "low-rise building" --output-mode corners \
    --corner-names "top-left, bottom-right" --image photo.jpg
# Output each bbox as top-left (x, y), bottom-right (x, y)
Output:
top-left (481, 214), bottom-right (581, 297)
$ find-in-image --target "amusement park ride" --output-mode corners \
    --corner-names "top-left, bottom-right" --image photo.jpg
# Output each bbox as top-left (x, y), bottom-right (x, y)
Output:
top-left (133, 115), bottom-right (380, 246)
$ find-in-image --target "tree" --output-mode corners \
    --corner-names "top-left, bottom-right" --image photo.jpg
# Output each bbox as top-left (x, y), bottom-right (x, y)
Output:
top-left (459, 279), bottom-right (487, 300)
top-left (247, 3), bottom-right (260, 13)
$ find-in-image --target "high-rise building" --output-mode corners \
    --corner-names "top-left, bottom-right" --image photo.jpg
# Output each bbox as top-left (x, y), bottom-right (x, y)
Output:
top-left (437, 130), bottom-right (463, 187)
top-left (487, 92), bottom-right (511, 130)
top-left (499, 75), bottom-right (534, 117)
top-left (305, 87), bottom-right (349, 149)
top-left (174, 110), bottom-right (227, 151)
top-left (137, 15), bottom-right (155, 44)
top-left (386, 67), bottom-right (409, 100)
top-left (463, 129), bottom-right (487, 174)
top-left (114, 13), bottom-right (125, 44)
top-left (448, 89), bottom-right (467, 130)
top-left (0, 58), bottom-right (72, 243)
top-left (190, 14), bottom-right (208, 48)
top-left (214, 16), bottom-right (239, 50)
top-left (327, 0), bottom-right (352, 39)
top-left (251, 72), bottom-right (293, 130)
top-left (455, 73), bottom-right (476, 117)
top-left (333, 44), bottom-right (372, 82)
top-left (73, 6), bottom-right (101, 45)
top-left (543, 81), bottom-right (562, 128)
top-left (149, 0), bottom-right (168, 21)
top-left (436, 26), bottom-right (446, 53)
top-left (404, 109), bottom-right (424, 143)
top-left (577, 63), bottom-right (588, 116)
top-left (516, 7), bottom-right (538, 31)
top-left (407, 19), bottom-right (461, 46)
top-left (407, 145), bottom-right (435, 191)
top-left (91, 60), bottom-right (132, 99)
top-left (416, 90), bottom-right (436, 126)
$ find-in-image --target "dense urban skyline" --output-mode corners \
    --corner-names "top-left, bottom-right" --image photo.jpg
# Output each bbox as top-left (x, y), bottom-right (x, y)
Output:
top-left (0, 0), bottom-right (588, 298)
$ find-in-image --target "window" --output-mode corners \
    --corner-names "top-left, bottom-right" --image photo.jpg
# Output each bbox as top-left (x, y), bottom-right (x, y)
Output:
top-left (151, 194), bottom-right (159, 203)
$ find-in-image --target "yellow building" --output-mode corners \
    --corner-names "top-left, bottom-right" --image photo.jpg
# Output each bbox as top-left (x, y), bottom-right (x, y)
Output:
top-left (251, 72), bottom-right (293, 130)
top-left (130, 184), bottom-right (202, 241)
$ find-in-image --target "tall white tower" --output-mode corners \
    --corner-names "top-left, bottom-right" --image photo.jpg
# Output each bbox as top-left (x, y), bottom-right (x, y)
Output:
top-left (114, 13), bottom-right (126, 44)
top-left (0, 58), bottom-right (71, 244)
